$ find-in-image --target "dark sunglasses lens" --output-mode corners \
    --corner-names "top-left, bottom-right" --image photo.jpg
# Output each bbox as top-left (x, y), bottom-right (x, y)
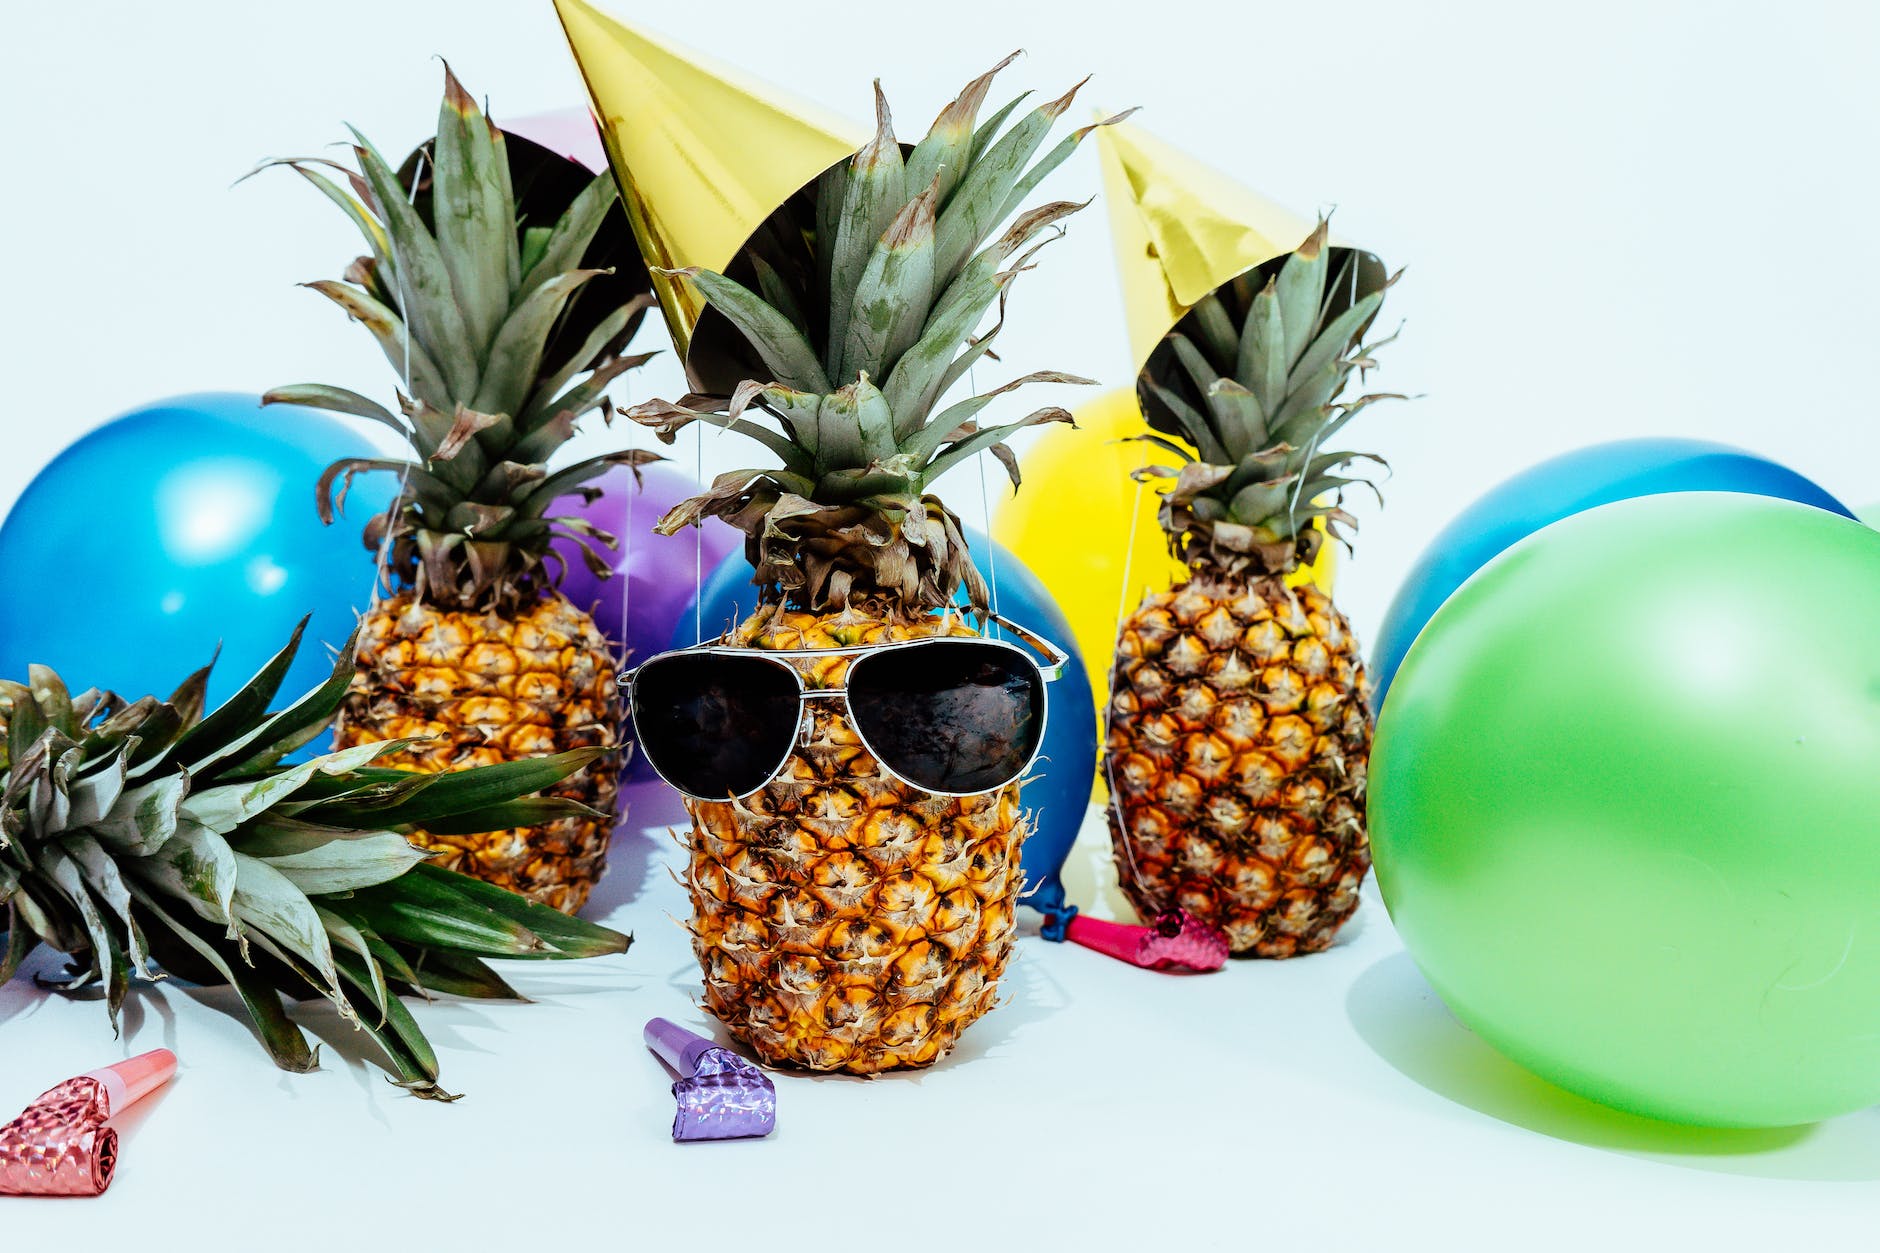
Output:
top-left (846, 641), bottom-right (1044, 794)
top-left (631, 654), bottom-right (800, 799)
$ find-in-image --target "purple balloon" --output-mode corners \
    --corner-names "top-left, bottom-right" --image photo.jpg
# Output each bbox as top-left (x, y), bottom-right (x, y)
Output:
top-left (552, 462), bottom-right (740, 780)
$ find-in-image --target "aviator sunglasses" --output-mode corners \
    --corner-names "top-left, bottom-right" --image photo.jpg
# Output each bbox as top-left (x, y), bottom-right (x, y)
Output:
top-left (621, 614), bottom-right (1070, 801)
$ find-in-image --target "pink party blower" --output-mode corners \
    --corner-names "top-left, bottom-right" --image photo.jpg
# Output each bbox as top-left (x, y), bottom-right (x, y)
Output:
top-left (0, 1049), bottom-right (176, 1197)
top-left (1065, 911), bottom-right (1229, 972)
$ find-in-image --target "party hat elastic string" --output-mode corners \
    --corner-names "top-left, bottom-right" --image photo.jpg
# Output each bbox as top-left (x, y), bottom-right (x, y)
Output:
top-left (694, 417), bottom-right (704, 644)
top-left (970, 362), bottom-right (1003, 635)
top-left (1102, 475), bottom-right (1157, 904)
top-left (616, 361), bottom-right (637, 657)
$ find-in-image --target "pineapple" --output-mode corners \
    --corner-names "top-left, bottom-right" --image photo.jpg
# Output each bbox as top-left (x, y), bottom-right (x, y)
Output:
top-left (629, 62), bottom-right (1120, 1073)
top-left (1107, 220), bottom-right (1398, 957)
top-left (0, 621), bottom-right (630, 1100)
top-left (259, 68), bottom-right (658, 913)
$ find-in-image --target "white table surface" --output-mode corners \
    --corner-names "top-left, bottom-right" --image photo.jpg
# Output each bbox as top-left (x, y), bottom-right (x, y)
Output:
top-left (4, 781), bottom-right (1876, 1249)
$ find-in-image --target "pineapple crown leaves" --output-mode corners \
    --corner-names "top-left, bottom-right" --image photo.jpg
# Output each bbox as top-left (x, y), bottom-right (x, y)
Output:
top-left (0, 621), bottom-right (628, 1101)
top-left (251, 64), bottom-right (663, 612)
top-left (1133, 217), bottom-right (1405, 579)
top-left (627, 57), bottom-right (1128, 613)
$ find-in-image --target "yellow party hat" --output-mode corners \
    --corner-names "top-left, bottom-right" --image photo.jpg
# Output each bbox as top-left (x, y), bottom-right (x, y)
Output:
top-left (553, 0), bottom-right (869, 364)
top-left (1100, 118), bottom-right (1356, 371)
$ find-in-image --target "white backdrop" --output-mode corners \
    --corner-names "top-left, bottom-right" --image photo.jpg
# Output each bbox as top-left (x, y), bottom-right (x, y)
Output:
top-left (4, 5), bottom-right (1880, 1243)
top-left (4, 0), bottom-right (1878, 649)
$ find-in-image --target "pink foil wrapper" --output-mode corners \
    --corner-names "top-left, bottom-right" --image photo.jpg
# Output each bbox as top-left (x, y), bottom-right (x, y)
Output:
top-left (644, 1018), bottom-right (775, 1142)
top-left (1065, 911), bottom-right (1230, 972)
top-left (0, 1049), bottom-right (176, 1197)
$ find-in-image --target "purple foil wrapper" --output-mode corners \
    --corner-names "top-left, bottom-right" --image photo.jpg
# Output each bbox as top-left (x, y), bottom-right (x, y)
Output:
top-left (644, 1018), bottom-right (775, 1142)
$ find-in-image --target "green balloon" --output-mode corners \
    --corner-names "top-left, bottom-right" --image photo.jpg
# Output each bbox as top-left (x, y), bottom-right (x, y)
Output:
top-left (1370, 492), bottom-right (1880, 1128)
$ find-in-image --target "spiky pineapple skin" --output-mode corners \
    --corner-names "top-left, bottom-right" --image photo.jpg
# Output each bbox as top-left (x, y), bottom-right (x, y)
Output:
top-left (336, 591), bottom-right (622, 914)
top-left (684, 604), bottom-right (1026, 1075)
top-left (1106, 575), bottom-right (1371, 957)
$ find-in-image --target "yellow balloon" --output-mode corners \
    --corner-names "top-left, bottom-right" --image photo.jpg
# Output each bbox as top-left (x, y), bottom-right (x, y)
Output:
top-left (993, 389), bottom-right (1336, 721)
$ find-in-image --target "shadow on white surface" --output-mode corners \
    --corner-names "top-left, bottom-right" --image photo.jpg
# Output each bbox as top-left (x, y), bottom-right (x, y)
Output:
top-left (1346, 951), bottom-right (1880, 1181)
top-left (0, 945), bottom-right (72, 1030)
top-left (0, 982), bottom-right (50, 1032)
top-left (103, 1069), bottom-right (176, 1142)
top-left (925, 939), bottom-right (1072, 1073)
top-left (156, 980), bottom-right (412, 1115)
top-left (0, 949), bottom-right (184, 1059)
top-left (110, 981), bottom-right (180, 1057)
top-left (646, 933), bottom-right (1073, 1090)
top-left (585, 779), bottom-right (694, 920)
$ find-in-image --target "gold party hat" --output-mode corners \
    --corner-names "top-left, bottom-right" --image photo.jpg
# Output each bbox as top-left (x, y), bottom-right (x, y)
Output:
top-left (1100, 118), bottom-right (1346, 371)
top-left (553, 0), bottom-right (869, 362)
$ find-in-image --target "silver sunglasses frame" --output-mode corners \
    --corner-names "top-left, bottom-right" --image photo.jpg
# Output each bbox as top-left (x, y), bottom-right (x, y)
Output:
top-left (620, 612), bottom-right (1070, 802)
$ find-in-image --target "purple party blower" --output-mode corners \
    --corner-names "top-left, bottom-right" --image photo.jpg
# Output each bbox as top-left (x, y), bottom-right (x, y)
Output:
top-left (644, 1018), bottom-right (776, 1143)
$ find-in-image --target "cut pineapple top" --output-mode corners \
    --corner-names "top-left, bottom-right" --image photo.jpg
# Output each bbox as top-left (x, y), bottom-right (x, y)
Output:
top-left (1134, 220), bottom-right (1400, 581)
top-left (628, 60), bottom-right (1129, 617)
top-left (259, 66), bottom-right (658, 614)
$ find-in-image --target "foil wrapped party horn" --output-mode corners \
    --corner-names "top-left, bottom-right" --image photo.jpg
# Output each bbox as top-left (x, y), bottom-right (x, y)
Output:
top-left (0, 1049), bottom-right (177, 1197)
top-left (1065, 911), bottom-right (1230, 973)
top-left (644, 1019), bottom-right (775, 1142)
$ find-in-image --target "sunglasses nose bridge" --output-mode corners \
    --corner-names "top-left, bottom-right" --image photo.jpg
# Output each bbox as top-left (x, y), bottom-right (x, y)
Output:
top-left (774, 662), bottom-right (846, 770)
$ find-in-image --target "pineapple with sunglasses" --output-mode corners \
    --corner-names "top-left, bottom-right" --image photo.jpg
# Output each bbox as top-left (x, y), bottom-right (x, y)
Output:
top-left (626, 62), bottom-right (1116, 1073)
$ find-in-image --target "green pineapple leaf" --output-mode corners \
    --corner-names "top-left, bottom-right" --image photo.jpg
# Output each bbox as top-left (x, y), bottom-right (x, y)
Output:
top-left (838, 181), bottom-right (938, 385)
top-left (632, 65), bottom-right (1120, 616)
top-left (346, 127), bottom-right (482, 400)
top-left (905, 52), bottom-right (1018, 211)
top-left (432, 63), bottom-right (514, 356)
top-left (399, 863), bottom-right (628, 958)
top-left (389, 947), bottom-right (522, 1000)
top-left (299, 280), bottom-right (451, 408)
top-left (663, 266), bottom-right (831, 393)
top-left (1, 628), bottom-right (631, 1096)
top-left (824, 86), bottom-right (908, 371)
top-left (261, 384), bottom-right (410, 439)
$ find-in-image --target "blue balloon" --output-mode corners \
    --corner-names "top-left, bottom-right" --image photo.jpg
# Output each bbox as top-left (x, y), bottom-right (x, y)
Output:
top-left (0, 394), bottom-right (395, 750)
top-left (671, 529), bottom-right (1098, 928)
top-left (1370, 438), bottom-right (1855, 706)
